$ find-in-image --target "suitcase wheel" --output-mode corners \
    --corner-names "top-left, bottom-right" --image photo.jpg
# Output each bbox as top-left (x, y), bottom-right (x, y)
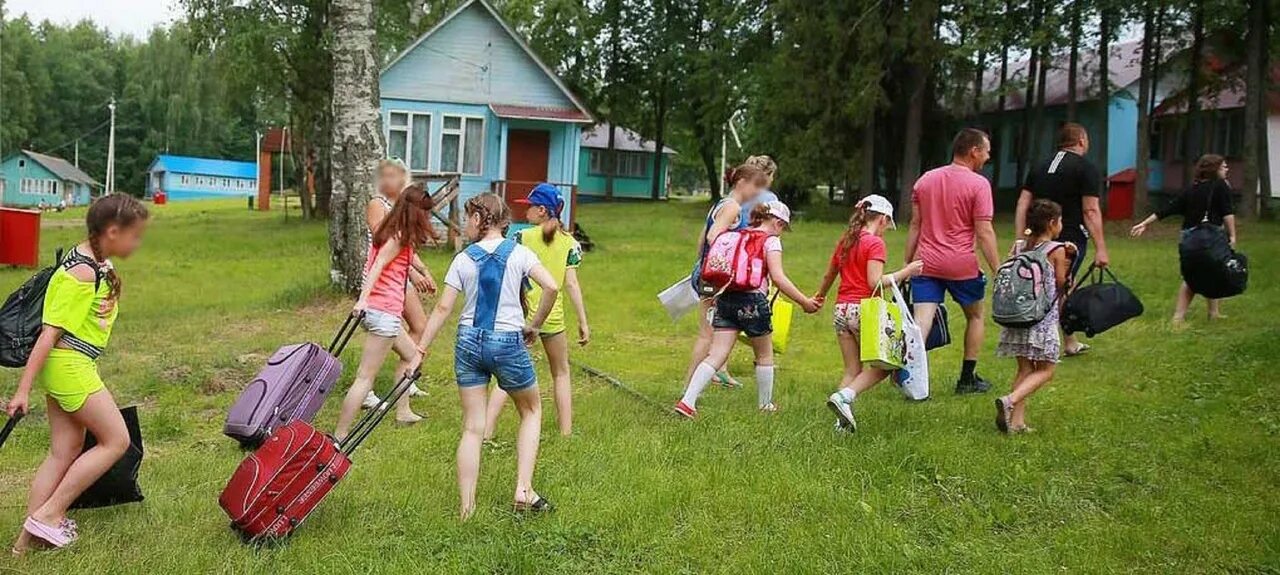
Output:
top-left (316, 462), bottom-right (326, 472)
top-left (329, 474), bottom-right (340, 484)
top-left (289, 518), bottom-right (299, 528)
top-left (276, 506), bottom-right (285, 514)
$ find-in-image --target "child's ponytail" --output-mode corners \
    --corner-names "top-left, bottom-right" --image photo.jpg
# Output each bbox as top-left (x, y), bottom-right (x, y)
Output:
top-left (837, 202), bottom-right (873, 261)
top-left (86, 193), bottom-right (149, 300)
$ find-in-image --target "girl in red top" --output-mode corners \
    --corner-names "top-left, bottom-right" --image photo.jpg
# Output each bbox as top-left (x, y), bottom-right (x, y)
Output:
top-left (814, 195), bottom-right (923, 432)
top-left (334, 184), bottom-right (438, 440)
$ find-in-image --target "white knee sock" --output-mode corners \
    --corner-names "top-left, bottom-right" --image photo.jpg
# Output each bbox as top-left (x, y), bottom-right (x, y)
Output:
top-left (681, 362), bottom-right (718, 408)
top-left (756, 365), bottom-right (775, 407)
top-left (836, 388), bottom-right (855, 403)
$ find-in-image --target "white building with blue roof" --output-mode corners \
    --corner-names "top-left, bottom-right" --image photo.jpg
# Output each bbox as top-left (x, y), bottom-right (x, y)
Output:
top-left (146, 155), bottom-right (258, 201)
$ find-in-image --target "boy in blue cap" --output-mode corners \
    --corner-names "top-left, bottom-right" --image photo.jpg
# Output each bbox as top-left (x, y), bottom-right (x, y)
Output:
top-left (484, 183), bottom-right (590, 437)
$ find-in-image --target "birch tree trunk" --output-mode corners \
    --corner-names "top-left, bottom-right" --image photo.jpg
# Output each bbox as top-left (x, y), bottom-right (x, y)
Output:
top-left (329, 0), bottom-right (384, 292)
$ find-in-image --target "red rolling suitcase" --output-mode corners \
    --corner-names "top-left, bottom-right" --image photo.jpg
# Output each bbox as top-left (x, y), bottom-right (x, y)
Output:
top-left (218, 370), bottom-right (420, 542)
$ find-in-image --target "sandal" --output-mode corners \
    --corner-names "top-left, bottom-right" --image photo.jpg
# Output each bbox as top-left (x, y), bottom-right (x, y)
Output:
top-left (994, 397), bottom-right (1013, 434)
top-left (1063, 343), bottom-right (1091, 357)
top-left (713, 371), bottom-right (742, 389)
top-left (513, 496), bottom-right (553, 513)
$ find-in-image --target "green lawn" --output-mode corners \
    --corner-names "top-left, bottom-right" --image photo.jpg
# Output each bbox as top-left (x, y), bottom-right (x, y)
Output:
top-left (2, 199), bottom-right (1278, 573)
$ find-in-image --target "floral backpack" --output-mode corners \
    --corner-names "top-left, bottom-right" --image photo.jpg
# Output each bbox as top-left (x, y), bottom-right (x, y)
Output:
top-left (697, 229), bottom-right (770, 297)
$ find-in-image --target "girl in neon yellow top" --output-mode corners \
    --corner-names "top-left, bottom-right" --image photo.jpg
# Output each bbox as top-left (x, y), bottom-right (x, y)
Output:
top-left (7, 194), bottom-right (149, 553)
top-left (483, 184), bottom-right (589, 438)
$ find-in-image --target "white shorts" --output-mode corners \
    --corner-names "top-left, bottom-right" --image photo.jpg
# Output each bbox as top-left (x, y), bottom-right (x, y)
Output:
top-left (362, 309), bottom-right (402, 338)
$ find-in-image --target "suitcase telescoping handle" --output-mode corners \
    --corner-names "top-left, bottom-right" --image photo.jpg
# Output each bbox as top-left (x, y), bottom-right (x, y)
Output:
top-left (328, 312), bottom-right (365, 356)
top-left (0, 409), bottom-right (24, 449)
top-left (339, 369), bottom-right (421, 456)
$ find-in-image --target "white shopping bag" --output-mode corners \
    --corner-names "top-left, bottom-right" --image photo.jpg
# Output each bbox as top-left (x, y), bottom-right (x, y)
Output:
top-left (890, 279), bottom-right (930, 400)
top-left (658, 275), bottom-right (701, 321)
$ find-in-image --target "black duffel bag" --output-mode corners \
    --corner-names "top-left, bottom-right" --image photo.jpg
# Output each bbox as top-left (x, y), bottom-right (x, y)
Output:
top-left (71, 405), bottom-right (145, 509)
top-left (1179, 223), bottom-right (1248, 299)
top-left (1061, 264), bottom-right (1144, 337)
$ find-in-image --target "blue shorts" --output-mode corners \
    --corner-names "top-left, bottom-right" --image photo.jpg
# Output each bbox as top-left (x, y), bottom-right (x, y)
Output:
top-left (1065, 237), bottom-right (1088, 282)
top-left (910, 275), bottom-right (987, 307)
top-left (712, 291), bottom-right (773, 338)
top-left (454, 325), bottom-right (537, 392)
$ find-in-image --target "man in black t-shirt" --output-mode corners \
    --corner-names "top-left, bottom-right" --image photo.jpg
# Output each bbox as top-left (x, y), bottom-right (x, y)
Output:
top-left (1015, 123), bottom-right (1110, 356)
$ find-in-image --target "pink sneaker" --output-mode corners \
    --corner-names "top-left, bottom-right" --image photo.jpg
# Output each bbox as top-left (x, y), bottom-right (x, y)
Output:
top-left (673, 401), bottom-right (697, 419)
top-left (24, 517), bottom-right (76, 548)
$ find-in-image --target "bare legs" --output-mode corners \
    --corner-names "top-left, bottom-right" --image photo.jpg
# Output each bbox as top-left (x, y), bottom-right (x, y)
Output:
top-left (1172, 281), bottom-right (1224, 324)
top-left (684, 299), bottom-right (716, 384)
top-left (336, 331), bottom-right (421, 440)
top-left (485, 333), bottom-right (572, 439)
top-left (1001, 357), bottom-right (1057, 430)
top-left (13, 391), bottom-right (128, 554)
top-left (832, 332), bottom-right (889, 396)
top-left (456, 385), bottom-right (486, 520)
top-left (457, 383), bottom-right (542, 521)
top-left (960, 301), bottom-right (985, 363)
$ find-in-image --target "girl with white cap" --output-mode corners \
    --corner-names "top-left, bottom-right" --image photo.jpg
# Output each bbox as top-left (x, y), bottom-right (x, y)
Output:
top-left (814, 195), bottom-right (924, 432)
top-left (675, 201), bottom-right (819, 418)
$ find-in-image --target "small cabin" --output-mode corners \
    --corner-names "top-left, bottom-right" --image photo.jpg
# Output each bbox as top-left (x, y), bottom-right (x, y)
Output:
top-left (378, 0), bottom-right (594, 226)
top-left (0, 150), bottom-right (97, 208)
top-left (578, 123), bottom-right (675, 201)
top-left (146, 155), bottom-right (258, 201)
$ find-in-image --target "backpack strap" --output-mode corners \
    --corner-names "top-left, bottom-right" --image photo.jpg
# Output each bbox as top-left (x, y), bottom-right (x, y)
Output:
top-left (60, 247), bottom-right (103, 292)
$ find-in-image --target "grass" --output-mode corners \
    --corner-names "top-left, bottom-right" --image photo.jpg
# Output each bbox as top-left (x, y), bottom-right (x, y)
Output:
top-left (2, 198), bottom-right (1279, 573)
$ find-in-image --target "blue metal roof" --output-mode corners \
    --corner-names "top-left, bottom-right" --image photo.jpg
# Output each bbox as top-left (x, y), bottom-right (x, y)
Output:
top-left (149, 155), bottom-right (257, 179)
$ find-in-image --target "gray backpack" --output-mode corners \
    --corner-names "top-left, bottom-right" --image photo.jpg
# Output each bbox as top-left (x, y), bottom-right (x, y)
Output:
top-left (992, 241), bottom-right (1061, 328)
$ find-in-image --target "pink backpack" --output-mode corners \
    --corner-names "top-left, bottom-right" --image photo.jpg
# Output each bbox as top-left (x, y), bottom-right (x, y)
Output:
top-left (699, 229), bottom-right (770, 296)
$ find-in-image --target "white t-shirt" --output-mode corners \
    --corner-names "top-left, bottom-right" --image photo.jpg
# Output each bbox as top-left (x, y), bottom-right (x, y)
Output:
top-left (759, 235), bottom-right (783, 293)
top-left (444, 238), bottom-right (542, 332)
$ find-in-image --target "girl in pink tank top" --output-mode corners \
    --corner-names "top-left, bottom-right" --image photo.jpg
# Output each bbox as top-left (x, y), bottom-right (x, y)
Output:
top-left (334, 184), bottom-right (439, 439)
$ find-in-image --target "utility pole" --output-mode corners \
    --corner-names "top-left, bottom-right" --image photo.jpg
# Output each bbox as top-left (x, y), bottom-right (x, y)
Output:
top-left (106, 98), bottom-right (117, 194)
top-left (75, 139), bottom-right (79, 167)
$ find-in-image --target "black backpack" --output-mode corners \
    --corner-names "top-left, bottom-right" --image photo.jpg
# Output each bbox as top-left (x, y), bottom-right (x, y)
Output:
top-left (1061, 264), bottom-right (1144, 337)
top-left (1179, 224), bottom-right (1248, 299)
top-left (0, 248), bottom-right (101, 368)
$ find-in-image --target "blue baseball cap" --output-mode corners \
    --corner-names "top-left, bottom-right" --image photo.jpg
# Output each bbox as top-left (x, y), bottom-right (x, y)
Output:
top-left (516, 183), bottom-right (564, 214)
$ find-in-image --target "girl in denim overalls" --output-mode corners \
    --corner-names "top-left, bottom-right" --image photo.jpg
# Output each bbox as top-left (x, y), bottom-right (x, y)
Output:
top-left (413, 193), bottom-right (560, 520)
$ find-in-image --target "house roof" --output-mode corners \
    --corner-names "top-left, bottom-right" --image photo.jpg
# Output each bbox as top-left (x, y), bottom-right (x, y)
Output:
top-left (982, 39), bottom-right (1146, 112)
top-left (580, 123), bottom-right (677, 154)
top-left (382, 0), bottom-right (594, 123)
top-left (20, 150), bottom-right (99, 186)
top-left (1154, 64), bottom-right (1280, 116)
top-left (148, 155), bottom-right (257, 179)
top-left (490, 105), bottom-right (592, 123)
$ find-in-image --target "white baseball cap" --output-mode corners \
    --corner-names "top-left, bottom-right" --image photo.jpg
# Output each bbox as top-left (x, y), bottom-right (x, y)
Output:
top-left (857, 194), bottom-right (896, 228)
top-left (764, 200), bottom-right (792, 226)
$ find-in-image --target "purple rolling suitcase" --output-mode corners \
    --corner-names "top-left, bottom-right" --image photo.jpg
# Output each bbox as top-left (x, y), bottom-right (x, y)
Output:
top-left (223, 313), bottom-right (361, 447)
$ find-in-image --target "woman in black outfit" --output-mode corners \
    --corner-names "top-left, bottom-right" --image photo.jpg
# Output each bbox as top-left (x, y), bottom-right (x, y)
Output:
top-left (1130, 154), bottom-right (1238, 324)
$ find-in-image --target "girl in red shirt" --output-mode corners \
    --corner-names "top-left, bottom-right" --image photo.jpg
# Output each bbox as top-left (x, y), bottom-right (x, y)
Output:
top-left (814, 195), bottom-right (923, 432)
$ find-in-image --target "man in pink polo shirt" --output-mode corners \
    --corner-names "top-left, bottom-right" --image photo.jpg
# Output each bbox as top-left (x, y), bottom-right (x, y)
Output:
top-left (904, 128), bottom-right (1002, 394)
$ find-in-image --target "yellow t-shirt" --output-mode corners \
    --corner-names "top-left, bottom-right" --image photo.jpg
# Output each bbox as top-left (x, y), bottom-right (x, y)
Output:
top-left (43, 258), bottom-right (117, 352)
top-left (517, 227), bottom-right (582, 335)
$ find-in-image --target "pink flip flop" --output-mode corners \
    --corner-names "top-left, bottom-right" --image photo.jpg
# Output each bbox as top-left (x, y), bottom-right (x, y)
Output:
top-left (24, 517), bottom-right (76, 548)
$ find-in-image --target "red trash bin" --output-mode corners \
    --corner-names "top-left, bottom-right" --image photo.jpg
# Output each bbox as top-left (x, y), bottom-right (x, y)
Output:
top-left (0, 207), bottom-right (41, 267)
top-left (1106, 168), bottom-right (1136, 221)
top-left (154, 191), bottom-right (168, 205)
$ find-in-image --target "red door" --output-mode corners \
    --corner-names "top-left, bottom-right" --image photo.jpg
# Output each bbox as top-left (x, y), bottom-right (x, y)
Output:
top-left (505, 129), bottom-right (550, 222)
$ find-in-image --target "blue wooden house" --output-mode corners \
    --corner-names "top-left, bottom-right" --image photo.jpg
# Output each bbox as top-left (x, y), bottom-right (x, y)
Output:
top-left (578, 123), bottom-right (676, 201)
top-left (0, 150), bottom-right (97, 207)
top-left (378, 0), bottom-right (594, 225)
top-left (145, 154), bottom-right (258, 201)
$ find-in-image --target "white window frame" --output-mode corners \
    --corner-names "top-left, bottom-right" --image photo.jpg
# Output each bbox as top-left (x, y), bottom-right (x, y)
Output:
top-left (439, 114), bottom-right (485, 176)
top-left (386, 110), bottom-right (432, 173)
